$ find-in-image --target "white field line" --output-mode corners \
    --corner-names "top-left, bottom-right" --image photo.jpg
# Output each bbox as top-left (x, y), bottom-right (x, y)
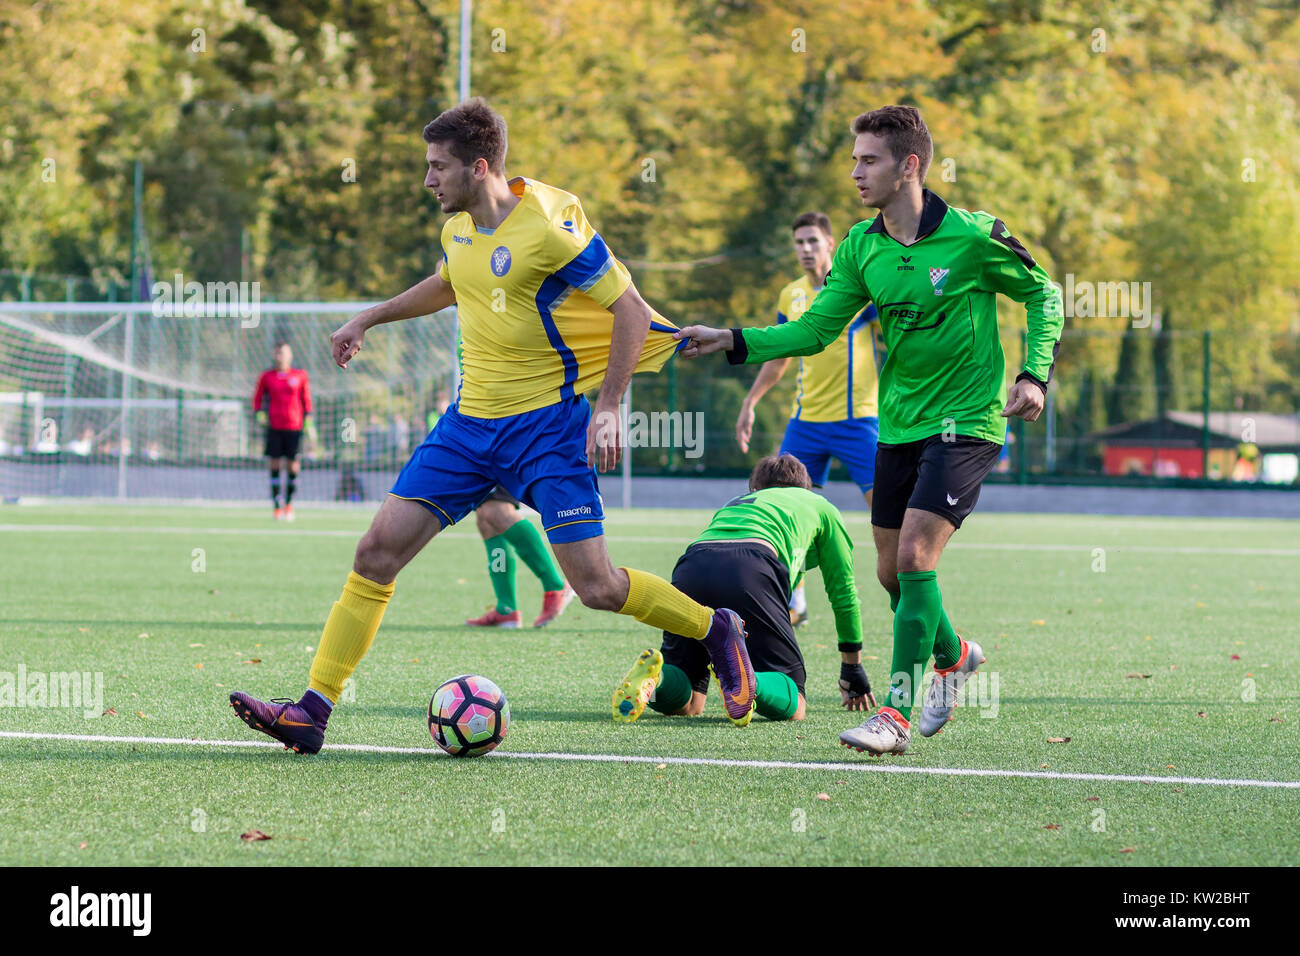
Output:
top-left (0, 730), bottom-right (1297, 790)
top-left (1, 523), bottom-right (1297, 556)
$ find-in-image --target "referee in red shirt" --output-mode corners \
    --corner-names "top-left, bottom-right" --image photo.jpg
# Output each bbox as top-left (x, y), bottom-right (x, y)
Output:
top-left (252, 342), bottom-right (313, 520)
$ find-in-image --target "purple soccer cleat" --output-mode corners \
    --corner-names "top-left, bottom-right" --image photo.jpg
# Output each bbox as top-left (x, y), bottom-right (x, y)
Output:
top-left (700, 608), bottom-right (756, 726)
top-left (229, 692), bottom-right (327, 755)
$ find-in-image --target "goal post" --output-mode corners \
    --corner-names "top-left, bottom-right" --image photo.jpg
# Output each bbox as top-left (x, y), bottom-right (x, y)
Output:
top-left (0, 302), bottom-right (460, 503)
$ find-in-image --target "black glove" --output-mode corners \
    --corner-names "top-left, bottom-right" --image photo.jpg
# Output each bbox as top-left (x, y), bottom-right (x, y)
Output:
top-left (839, 662), bottom-right (874, 701)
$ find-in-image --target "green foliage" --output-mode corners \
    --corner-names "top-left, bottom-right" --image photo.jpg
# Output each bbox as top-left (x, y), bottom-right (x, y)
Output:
top-left (1, 0), bottom-right (1297, 438)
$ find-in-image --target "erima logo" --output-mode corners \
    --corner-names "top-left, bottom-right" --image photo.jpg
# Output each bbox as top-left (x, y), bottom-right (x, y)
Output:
top-left (49, 886), bottom-right (152, 936)
top-left (946, 493), bottom-right (959, 506)
top-left (490, 245), bottom-right (512, 276)
top-left (900, 256), bottom-right (913, 262)
top-left (930, 267), bottom-right (950, 295)
top-left (452, 235), bottom-right (473, 245)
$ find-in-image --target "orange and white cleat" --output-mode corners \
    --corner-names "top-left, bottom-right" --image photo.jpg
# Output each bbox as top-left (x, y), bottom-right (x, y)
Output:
top-left (283, 504), bottom-right (295, 522)
top-left (534, 583), bottom-right (576, 628)
top-left (273, 506), bottom-right (285, 520)
top-left (466, 607), bottom-right (523, 628)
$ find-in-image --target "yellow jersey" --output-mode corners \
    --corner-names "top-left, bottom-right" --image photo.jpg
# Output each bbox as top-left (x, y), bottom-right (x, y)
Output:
top-left (776, 275), bottom-right (882, 422)
top-left (438, 177), bottom-right (681, 418)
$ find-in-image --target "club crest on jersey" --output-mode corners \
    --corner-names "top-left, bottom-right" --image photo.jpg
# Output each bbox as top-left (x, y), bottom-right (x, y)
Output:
top-left (929, 267), bottom-right (950, 295)
top-left (491, 246), bottom-right (512, 277)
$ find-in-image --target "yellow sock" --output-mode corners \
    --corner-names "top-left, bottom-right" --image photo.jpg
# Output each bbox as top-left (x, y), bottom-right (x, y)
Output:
top-left (618, 567), bottom-right (713, 639)
top-left (308, 571), bottom-right (395, 703)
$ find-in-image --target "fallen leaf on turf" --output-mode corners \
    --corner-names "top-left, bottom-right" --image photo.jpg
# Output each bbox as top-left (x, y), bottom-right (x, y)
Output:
top-left (1230, 654), bottom-right (1241, 661)
top-left (78, 842), bottom-right (87, 849)
top-left (456, 578), bottom-right (467, 584)
top-left (1047, 736), bottom-right (1071, 743)
top-left (1174, 788), bottom-right (1184, 793)
top-left (137, 633), bottom-right (149, 639)
top-left (1169, 664), bottom-right (1177, 670)
top-left (1270, 716), bottom-right (1285, 723)
top-left (194, 663), bottom-right (203, 669)
top-left (188, 643), bottom-right (203, 648)
top-left (102, 708), bottom-right (117, 716)
top-left (864, 655), bottom-right (879, 660)
top-left (407, 659), bottom-right (419, 663)
top-left (209, 589), bottom-right (220, 595)
top-left (1125, 673), bottom-right (1152, 679)
top-left (656, 763), bottom-right (667, 770)
top-left (241, 659), bottom-right (261, 665)
top-left (1196, 602), bottom-right (1207, 608)
top-left (78, 627), bottom-right (88, 633)
top-left (816, 793), bottom-right (831, 801)
top-left (240, 830), bottom-right (271, 842)
top-left (1044, 824), bottom-right (1060, 830)
top-left (1032, 619), bottom-right (1045, 626)
top-left (1165, 765), bottom-right (1176, 769)
top-left (1234, 640), bottom-right (1244, 646)
top-left (795, 735), bottom-right (806, 740)
top-left (1039, 763), bottom-right (1049, 768)
top-left (136, 711), bottom-right (147, 718)
top-left (1119, 847), bottom-right (1136, 853)
top-left (1085, 796), bottom-right (1099, 801)
top-left (814, 643), bottom-right (826, 649)
top-left (1144, 635), bottom-right (1152, 640)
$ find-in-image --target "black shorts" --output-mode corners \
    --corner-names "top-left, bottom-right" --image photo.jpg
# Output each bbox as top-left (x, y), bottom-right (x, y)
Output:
top-left (481, 485), bottom-right (521, 507)
top-left (265, 428), bottom-right (303, 460)
top-left (660, 541), bottom-right (805, 695)
top-left (872, 435), bottom-right (1001, 530)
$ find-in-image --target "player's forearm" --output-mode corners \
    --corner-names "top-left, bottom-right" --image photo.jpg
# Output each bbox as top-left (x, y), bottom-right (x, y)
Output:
top-left (599, 291), bottom-right (651, 407)
top-left (359, 274), bottom-right (453, 330)
top-left (829, 597), bottom-right (863, 651)
top-left (1020, 278), bottom-right (1064, 388)
top-left (743, 358), bottom-right (791, 406)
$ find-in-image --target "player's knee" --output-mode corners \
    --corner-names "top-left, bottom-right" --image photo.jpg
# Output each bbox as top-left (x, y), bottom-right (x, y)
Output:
top-left (353, 534), bottom-right (400, 583)
top-left (473, 509), bottom-right (493, 536)
top-left (571, 571), bottom-right (623, 611)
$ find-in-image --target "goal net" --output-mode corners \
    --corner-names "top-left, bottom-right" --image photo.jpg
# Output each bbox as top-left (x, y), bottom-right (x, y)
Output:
top-left (0, 302), bottom-right (459, 503)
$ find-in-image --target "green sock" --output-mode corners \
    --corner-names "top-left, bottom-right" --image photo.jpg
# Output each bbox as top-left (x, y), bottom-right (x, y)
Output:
top-left (932, 594), bottom-right (961, 670)
top-left (483, 535), bottom-right (517, 614)
top-left (648, 662), bottom-right (692, 714)
top-left (754, 671), bottom-right (799, 720)
top-left (503, 519), bottom-right (565, 592)
top-left (887, 570), bottom-right (943, 720)
top-left (891, 586), bottom-right (958, 667)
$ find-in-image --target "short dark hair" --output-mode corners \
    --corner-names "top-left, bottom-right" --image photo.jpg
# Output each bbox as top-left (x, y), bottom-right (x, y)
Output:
top-left (749, 454), bottom-right (813, 492)
top-left (274, 341), bottom-right (291, 350)
top-left (791, 211), bottom-right (833, 238)
top-left (851, 105), bottom-right (932, 182)
top-left (422, 97), bottom-right (508, 173)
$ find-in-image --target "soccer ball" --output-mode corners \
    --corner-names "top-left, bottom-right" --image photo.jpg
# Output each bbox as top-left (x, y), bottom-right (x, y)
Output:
top-left (428, 674), bottom-right (510, 757)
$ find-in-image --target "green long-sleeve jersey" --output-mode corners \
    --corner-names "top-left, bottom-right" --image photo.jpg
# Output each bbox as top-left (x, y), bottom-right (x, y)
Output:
top-left (728, 191), bottom-right (1064, 445)
top-left (693, 486), bottom-right (861, 651)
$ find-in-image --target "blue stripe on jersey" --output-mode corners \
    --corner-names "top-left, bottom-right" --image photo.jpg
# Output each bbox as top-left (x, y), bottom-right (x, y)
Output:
top-left (846, 305), bottom-right (877, 419)
top-left (556, 234), bottom-right (614, 292)
top-left (648, 320), bottom-right (690, 353)
top-left (536, 276), bottom-right (580, 401)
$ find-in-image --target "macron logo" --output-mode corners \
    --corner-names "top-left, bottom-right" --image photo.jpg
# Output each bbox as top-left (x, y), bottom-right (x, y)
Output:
top-left (452, 235), bottom-right (473, 245)
top-left (555, 506), bottom-right (593, 519)
top-left (50, 886), bottom-right (152, 936)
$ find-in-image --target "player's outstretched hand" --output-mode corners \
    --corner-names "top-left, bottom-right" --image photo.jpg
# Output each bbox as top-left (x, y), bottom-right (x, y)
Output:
top-left (587, 403), bottom-right (623, 473)
top-left (735, 401), bottom-right (755, 453)
top-left (330, 317), bottom-right (367, 369)
top-left (674, 325), bottom-right (732, 359)
top-left (1001, 379), bottom-right (1045, 422)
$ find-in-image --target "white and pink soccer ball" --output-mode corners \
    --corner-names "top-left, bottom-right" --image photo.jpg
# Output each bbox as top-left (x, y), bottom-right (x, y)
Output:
top-left (428, 674), bottom-right (510, 757)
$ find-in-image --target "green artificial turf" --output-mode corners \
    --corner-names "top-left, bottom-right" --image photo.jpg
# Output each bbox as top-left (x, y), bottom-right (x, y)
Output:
top-left (1, 504), bottom-right (1296, 865)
